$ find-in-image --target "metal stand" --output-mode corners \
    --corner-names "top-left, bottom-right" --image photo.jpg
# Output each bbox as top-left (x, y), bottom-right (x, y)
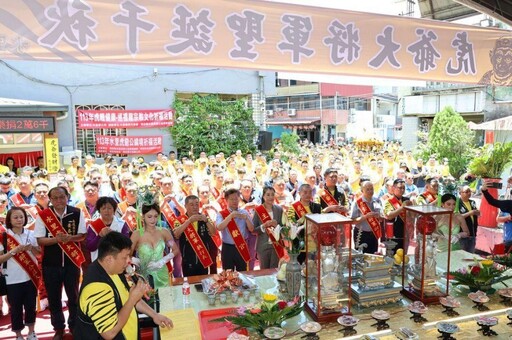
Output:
top-left (472, 301), bottom-right (489, 311)
top-left (409, 311), bottom-right (427, 323)
top-left (476, 322), bottom-right (498, 337)
top-left (441, 305), bottom-right (459, 317)
top-left (370, 318), bottom-right (390, 330)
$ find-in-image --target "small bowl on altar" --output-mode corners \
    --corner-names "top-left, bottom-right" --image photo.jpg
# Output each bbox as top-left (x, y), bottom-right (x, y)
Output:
top-left (263, 327), bottom-right (286, 339)
top-left (437, 322), bottom-right (459, 334)
top-left (337, 315), bottom-right (359, 327)
top-left (439, 296), bottom-right (461, 308)
top-left (475, 316), bottom-right (498, 326)
top-left (498, 288), bottom-right (512, 298)
top-left (468, 291), bottom-right (489, 303)
top-left (408, 301), bottom-right (428, 314)
top-left (300, 321), bottom-right (322, 334)
top-left (371, 309), bottom-right (390, 320)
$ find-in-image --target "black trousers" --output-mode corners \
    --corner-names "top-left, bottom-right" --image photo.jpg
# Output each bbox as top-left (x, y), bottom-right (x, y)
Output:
top-left (6, 280), bottom-right (37, 331)
top-left (43, 265), bottom-right (80, 332)
top-left (182, 257), bottom-right (209, 277)
top-left (221, 243), bottom-right (248, 271)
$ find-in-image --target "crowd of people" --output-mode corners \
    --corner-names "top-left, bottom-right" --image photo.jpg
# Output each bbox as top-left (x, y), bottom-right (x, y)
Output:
top-left (0, 139), bottom-right (511, 339)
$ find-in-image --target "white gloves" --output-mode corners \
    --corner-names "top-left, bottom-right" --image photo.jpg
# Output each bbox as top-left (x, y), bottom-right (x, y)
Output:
top-left (130, 257), bottom-right (141, 266)
top-left (147, 253), bottom-right (174, 271)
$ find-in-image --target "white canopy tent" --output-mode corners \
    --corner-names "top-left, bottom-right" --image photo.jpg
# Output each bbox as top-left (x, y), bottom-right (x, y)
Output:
top-left (468, 115), bottom-right (512, 131)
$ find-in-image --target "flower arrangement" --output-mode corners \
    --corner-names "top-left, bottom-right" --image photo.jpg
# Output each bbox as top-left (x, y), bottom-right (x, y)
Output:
top-left (212, 293), bottom-right (304, 335)
top-left (449, 259), bottom-right (512, 294)
top-left (490, 253), bottom-right (512, 268)
top-left (281, 213), bottom-right (305, 255)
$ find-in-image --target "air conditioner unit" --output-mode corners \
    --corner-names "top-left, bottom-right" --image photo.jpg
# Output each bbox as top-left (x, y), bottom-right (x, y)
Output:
top-left (288, 109), bottom-right (297, 116)
top-left (266, 110), bottom-right (274, 116)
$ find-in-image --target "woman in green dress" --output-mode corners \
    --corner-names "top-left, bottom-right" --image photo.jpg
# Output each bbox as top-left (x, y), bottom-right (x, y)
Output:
top-left (436, 194), bottom-right (470, 252)
top-left (130, 203), bottom-right (179, 289)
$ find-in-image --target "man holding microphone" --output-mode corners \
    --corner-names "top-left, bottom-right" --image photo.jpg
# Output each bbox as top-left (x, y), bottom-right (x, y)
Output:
top-left (75, 231), bottom-right (172, 339)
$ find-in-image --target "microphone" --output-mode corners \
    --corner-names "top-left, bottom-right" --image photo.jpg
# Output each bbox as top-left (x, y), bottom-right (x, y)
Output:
top-left (125, 265), bottom-right (139, 284)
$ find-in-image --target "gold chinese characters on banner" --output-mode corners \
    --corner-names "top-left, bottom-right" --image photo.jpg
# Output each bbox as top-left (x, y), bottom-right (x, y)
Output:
top-left (0, 0), bottom-right (511, 85)
top-left (44, 136), bottom-right (60, 174)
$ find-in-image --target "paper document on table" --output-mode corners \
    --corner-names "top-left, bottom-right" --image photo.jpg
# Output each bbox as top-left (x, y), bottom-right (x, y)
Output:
top-left (160, 308), bottom-right (200, 340)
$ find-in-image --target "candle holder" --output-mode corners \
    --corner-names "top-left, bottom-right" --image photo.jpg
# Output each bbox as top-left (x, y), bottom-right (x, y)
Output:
top-left (370, 310), bottom-right (390, 330)
top-left (475, 316), bottom-right (498, 337)
top-left (300, 321), bottom-right (321, 340)
top-left (469, 291), bottom-right (490, 312)
top-left (408, 301), bottom-right (428, 323)
top-left (497, 288), bottom-right (512, 307)
top-left (436, 322), bottom-right (459, 340)
top-left (337, 316), bottom-right (358, 336)
top-left (439, 296), bottom-right (461, 317)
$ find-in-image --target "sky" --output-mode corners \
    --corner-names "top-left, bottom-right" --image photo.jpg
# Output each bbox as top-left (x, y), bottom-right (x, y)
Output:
top-left (266, 0), bottom-right (419, 17)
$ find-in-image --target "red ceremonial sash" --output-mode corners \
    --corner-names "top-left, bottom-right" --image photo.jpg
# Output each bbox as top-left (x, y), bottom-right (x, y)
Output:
top-left (118, 202), bottom-right (138, 231)
top-left (254, 205), bottom-right (285, 259)
top-left (292, 201), bottom-right (308, 220)
top-left (10, 192), bottom-right (26, 206)
top-left (199, 202), bottom-right (222, 248)
top-left (38, 209), bottom-right (85, 268)
top-left (388, 196), bottom-right (406, 222)
top-left (422, 191), bottom-right (436, 203)
top-left (160, 201), bottom-right (180, 228)
top-left (88, 218), bottom-right (107, 236)
top-left (1, 233), bottom-right (41, 288)
top-left (319, 188), bottom-right (338, 206)
top-left (356, 197), bottom-right (382, 239)
top-left (211, 187), bottom-right (221, 199)
top-left (175, 215), bottom-right (213, 269)
top-left (219, 209), bottom-right (250, 262)
top-left (76, 202), bottom-right (92, 220)
top-left (118, 188), bottom-right (127, 202)
top-left (217, 197), bottom-right (228, 211)
top-left (10, 193), bottom-right (40, 223)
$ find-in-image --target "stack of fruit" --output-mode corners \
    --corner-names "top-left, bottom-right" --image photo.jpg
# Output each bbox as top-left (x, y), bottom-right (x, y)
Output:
top-left (393, 248), bottom-right (410, 266)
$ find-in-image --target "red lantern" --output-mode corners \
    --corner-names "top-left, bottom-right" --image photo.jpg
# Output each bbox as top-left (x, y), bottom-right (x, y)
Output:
top-left (416, 215), bottom-right (436, 235)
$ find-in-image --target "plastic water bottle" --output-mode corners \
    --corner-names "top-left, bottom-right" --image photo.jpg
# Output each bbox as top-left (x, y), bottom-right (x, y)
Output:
top-left (182, 277), bottom-right (190, 305)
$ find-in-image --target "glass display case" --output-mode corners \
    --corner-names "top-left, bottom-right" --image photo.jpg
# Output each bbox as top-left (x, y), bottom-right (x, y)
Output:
top-left (304, 213), bottom-right (353, 322)
top-left (401, 205), bottom-right (452, 304)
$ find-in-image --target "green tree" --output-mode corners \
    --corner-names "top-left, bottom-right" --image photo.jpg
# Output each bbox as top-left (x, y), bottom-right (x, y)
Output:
top-left (415, 106), bottom-right (475, 178)
top-left (278, 132), bottom-right (301, 155)
top-left (170, 94), bottom-right (258, 157)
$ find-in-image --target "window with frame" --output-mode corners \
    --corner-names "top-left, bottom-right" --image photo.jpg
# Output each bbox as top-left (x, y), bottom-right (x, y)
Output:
top-left (75, 104), bottom-right (127, 157)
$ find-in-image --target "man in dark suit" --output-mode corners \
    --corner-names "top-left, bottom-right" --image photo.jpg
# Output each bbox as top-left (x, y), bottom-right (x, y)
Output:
top-left (34, 187), bottom-right (86, 340)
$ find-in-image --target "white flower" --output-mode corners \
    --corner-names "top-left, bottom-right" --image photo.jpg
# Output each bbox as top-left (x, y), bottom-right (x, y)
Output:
top-left (289, 223), bottom-right (304, 240)
top-left (271, 224), bottom-right (282, 241)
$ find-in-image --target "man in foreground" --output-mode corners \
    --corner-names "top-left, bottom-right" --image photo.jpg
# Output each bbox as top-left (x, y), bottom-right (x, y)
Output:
top-left (76, 231), bottom-right (172, 339)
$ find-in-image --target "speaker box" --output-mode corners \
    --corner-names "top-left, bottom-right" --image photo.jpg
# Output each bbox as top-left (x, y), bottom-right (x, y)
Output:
top-left (257, 131), bottom-right (272, 151)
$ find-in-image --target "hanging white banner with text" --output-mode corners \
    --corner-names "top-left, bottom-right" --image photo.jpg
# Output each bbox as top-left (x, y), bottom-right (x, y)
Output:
top-left (0, 0), bottom-right (511, 85)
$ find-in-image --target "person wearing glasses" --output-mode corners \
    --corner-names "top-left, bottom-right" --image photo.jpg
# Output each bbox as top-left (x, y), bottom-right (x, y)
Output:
top-left (416, 178), bottom-right (439, 206)
top-left (384, 179), bottom-right (412, 253)
top-left (34, 187), bottom-right (87, 340)
top-left (0, 176), bottom-right (16, 209)
top-left (458, 185), bottom-right (479, 253)
top-left (315, 168), bottom-right (348, 215)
